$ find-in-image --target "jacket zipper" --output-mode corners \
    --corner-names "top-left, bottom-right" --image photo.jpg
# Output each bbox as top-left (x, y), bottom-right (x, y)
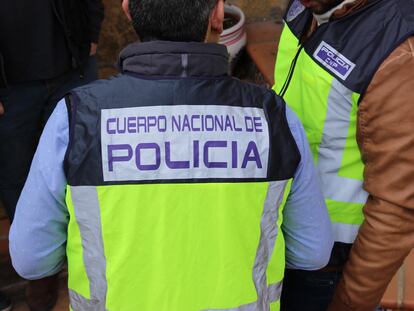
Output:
top-left (279, 11), bottom-right (319, 98)
top-left (279, 44), bottom-right (304, 98)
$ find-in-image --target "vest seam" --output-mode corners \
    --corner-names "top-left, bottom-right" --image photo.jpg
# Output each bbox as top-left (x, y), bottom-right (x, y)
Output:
top-left (123, 71), bottom-right (230, 81)
top-left (279, 100), bottom-right (302, 175)
top-left (64, 92), bottom-right (80, 182)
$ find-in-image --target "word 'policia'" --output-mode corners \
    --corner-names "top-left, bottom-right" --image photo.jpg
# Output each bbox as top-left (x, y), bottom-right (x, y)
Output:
top-left (108, 140), bottom-right (264, 171)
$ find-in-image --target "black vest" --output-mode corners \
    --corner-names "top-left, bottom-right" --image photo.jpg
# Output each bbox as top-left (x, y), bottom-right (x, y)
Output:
top-left (64, 42), bottom-right (300, 186)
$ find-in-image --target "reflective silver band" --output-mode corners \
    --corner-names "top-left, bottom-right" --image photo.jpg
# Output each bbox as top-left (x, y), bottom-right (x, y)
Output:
top-left (69, 289), bottom-right (106, 311)
top-left (332, 222), bottom-right (360, 244)
top-left (317, 79), bottom-right (368, 205)
top-left (252, 181), bottom-right (287, 307)
top-left (203, 282), bottom-right (283, 311)
top-left (70, 186), bottom-right (108, 311)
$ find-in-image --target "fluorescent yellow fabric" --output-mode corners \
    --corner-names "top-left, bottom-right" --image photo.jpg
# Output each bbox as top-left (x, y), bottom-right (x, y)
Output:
top-left (270, 300), bottom-right (281, 311)
top-left (101, 183), bottom-right (264, 311)
top-left (274, 25), bottom-right (365, 227)
top-left (274, 27), bottom-right (333, 163)
top-left (66, 181), bottom-right (290, 311)
top-left (327, 200), bottom-right (364, 225)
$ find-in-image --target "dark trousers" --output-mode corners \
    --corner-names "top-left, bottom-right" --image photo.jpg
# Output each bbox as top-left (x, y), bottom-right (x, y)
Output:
top-left (0, 56), bottom-right (97, 221)
top-left (281, 269), bottom-right (342, 311)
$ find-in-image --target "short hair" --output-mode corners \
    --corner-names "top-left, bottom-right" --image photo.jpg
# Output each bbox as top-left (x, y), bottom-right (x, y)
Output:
top-left (129, 0), bottom-right (217, 42)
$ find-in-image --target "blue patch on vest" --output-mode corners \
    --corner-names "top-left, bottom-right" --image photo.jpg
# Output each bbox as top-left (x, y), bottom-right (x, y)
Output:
top-left (286, 0), bottom-right (306, 22)
top-left (314, 41), bottom-right (356, 81)
top-left (101, 105), bottom-right (270, 182)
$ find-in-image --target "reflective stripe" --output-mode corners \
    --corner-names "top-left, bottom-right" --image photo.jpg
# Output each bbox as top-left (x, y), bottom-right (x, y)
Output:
top-left (69, 290), bottom-right (106, 311)
top-left (332, 222), bottom-right (360, 244)
top-left (268, 282), bottom-right (283, 303)
top-left (318, 79), bottom-right (368, 204)
top-left (252, 181), bottom-right (287, 306)
top-left (203, 282), bottom-right (283, 311)
top-left (70, 187), bottom-right (108, 311)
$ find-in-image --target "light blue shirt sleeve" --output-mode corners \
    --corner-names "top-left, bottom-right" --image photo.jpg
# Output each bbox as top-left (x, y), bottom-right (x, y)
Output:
top-left (283, 106), bottom-right (334, 270)
top-left (9, 100), bottom-right (69, 280)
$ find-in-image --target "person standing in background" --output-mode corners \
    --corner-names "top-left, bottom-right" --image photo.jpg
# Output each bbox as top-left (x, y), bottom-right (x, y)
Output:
top-left (0, 0), bottom-right (104, 310)
top-left (273, 0), bottom-right (414, 310)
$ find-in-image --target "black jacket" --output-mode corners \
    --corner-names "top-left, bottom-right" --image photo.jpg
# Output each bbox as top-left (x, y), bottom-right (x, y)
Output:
top-left (0, 0), bottom-right (104, 87)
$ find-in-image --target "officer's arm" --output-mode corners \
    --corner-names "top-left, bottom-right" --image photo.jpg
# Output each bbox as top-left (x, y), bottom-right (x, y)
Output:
top-left (9, 101), bottom-right (69, 280)
top-left (281, 106), bottom-right (333, 270)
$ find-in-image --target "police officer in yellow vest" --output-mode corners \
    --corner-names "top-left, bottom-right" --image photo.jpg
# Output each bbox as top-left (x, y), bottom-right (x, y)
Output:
top-left (274, 0), bottom-right (414, 310)
top-left (9, 1), bottom-right (334, 310)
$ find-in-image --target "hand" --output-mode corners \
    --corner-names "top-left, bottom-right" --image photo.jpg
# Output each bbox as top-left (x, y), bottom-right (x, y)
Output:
top-left (90, 43), bottom-right (98, 56)
top-left (0, 101), bottom-right (4, 116)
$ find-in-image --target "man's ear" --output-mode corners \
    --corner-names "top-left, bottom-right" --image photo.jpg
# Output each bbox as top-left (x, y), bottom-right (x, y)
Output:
top-left (210, 0), bottom-right (225, 35)
top-left (122, 0), bottom-right (132, 21)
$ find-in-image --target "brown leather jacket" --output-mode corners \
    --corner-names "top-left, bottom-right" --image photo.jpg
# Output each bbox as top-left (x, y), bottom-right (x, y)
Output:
top-left (316, 1), bottom-right (414, 310)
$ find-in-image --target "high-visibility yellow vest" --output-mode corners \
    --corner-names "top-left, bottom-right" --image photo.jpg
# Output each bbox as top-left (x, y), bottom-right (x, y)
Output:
top-left (273, 0), bottom-right (414, 243)
top-left (63, 47), bottom-right (300, 311)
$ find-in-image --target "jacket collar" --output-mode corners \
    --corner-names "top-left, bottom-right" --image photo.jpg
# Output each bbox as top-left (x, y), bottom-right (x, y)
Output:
top-left (305, 0), bottom-right (369, 39)
top-left (119, 41), bottom-right (230, 78)
top-left (330, 0), bottom-right (369, 21)
top-left (313, 0), bottom-right (356, 25)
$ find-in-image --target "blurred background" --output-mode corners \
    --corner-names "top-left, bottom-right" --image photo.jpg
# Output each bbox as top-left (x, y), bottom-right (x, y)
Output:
top-left (97, 0), bottom-right (288, 77)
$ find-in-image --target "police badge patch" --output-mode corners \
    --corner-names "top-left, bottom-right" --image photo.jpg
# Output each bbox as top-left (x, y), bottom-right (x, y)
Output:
top-left (313, 41), bottom-right (356, 81)
top-left (286, 0), bottom-right (306, 22)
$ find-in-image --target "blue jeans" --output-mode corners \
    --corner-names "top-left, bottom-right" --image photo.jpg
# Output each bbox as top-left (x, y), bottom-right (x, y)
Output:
top-left (0, 56), bottom-right (98, 221)
top-left (281, 269), bottom-right (342, 311)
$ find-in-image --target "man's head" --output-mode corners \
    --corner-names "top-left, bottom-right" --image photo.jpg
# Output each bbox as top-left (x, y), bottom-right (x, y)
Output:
top-left (300, 0), bottom-right (345, 14)
top-left (122, 0), bottom-right (225, 43)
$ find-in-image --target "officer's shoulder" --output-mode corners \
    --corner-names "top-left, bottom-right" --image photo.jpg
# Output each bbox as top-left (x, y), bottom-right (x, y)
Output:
top-left (230, 77), bottom-right (276, 94)
top-left (70, 74), bottom-right (132, 97)
top-left (226, 77), bottom-right (282, 103)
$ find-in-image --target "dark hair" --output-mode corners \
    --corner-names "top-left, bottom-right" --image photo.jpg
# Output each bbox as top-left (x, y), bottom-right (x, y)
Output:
top-left (129, 0), bottom-right (217, 42)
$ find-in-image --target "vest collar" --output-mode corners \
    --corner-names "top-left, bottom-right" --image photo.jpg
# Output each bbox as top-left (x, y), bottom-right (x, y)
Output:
top-left (119, 41), bottom-right (230, 78)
